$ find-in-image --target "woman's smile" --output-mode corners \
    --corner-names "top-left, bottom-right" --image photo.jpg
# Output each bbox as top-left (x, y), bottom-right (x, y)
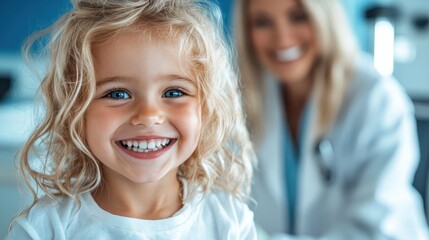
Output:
top-left (274, 46), bottom-right (303, 63)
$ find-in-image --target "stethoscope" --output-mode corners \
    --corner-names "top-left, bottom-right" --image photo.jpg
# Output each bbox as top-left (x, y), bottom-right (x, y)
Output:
top-left (314, 138), bottom-right (335, 184)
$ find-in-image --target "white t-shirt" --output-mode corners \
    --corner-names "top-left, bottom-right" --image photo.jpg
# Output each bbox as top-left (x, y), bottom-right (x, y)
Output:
top-left (7, 187), bottom-right (256, 240)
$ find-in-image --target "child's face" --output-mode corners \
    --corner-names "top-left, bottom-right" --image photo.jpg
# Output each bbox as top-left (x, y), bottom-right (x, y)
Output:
top-left (86, 31), bottom-right (201, 185)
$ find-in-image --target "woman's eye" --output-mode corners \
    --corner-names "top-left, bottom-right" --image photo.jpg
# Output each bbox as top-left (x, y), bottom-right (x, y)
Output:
top-left (252, 17), bottom-right (272, 28)
top-left (163, 89), bottom-right (184, 98)
top-left (105, 90), bottom-right (130, 99)
top-left (290, 12), bottom-right (309, 23)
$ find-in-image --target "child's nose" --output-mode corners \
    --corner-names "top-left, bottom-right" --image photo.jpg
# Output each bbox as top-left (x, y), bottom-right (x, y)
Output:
top-left (130, 100), bottom-right (165, 127)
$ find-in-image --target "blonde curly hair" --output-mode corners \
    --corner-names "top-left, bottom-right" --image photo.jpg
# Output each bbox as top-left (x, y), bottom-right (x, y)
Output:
top-left (19, 0), bottom-right (255, 211)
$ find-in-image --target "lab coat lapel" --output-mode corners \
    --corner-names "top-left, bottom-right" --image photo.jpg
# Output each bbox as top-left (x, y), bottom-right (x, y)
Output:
top-left (257, 72), bottom-right (287, 210)
top-left (296, 94), bottom-right (326, 233)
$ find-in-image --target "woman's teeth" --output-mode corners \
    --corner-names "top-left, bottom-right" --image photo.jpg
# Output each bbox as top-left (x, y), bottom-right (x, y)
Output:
top-left (276, 46), bottom-right (302, 62)
top-left (121, 139), bottom-right (171, 152)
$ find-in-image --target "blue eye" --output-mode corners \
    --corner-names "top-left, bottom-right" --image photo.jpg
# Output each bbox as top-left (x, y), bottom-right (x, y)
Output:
top-left (163, 89), bottom-right (184, 98)
top-left (106, 90), bottom-right (130, 99)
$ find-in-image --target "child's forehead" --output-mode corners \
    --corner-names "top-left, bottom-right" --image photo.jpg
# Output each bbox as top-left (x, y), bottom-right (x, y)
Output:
top-left (93, 28), bottom-right (200, 84)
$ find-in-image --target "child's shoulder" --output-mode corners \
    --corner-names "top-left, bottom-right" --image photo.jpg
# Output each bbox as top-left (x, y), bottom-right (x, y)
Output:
top-left (200, 189), bottom-right (253, 222)
top-left (7, 194), bottom-right (83, 239)
top-left (26, 194), bottom-right (80, 221)
top-left (16, 194), bottom-right (80, 226)
top-left (189, 189), bottom-right (256, 238)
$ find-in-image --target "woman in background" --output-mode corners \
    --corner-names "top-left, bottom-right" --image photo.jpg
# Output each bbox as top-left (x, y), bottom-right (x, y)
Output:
top-left (234, 0), bottom-right (429, 238)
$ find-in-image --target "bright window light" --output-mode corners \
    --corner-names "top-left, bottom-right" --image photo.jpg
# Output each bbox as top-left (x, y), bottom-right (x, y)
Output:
top-left (374, 18), bottom-right (395, 76)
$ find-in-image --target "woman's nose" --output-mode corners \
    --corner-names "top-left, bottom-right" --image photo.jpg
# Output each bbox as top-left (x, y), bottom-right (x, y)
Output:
top-left (130, 100), bottom-right (165, 127)
top-left (273, 22), bottom-right (295, 47)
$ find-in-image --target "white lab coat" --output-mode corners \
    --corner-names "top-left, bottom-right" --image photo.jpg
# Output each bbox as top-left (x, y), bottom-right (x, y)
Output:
top-left (251, 57), bottom-right (429, 239)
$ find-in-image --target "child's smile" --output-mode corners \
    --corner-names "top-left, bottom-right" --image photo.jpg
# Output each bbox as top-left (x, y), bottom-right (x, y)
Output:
top-left (117, 137), bottom-right (176, 159)
top-left (120, 138), bottom-right (171, 153)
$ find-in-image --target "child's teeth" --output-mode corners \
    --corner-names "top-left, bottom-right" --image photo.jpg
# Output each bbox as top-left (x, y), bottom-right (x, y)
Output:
top-left (148, 140), bottom-right (156, 149)
top-left (122, 138), bottom-right (171, 152)
top-left (139, 141), bottom-right (148, 149)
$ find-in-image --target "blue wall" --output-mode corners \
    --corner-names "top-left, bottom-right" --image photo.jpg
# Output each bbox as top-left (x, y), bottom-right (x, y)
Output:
top-left (0, 0), bottom-right (72, 53)
top-left (0, 0), bottom-right (233, 53)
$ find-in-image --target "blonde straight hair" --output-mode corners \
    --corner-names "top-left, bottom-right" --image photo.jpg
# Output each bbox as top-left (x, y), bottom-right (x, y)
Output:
top-left (234, 0), bottom-right (359, 141)
top-left (18, 0), bottom-right (255, 215)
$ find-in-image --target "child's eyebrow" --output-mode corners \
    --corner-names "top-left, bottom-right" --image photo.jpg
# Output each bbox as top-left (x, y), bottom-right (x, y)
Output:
top-left (96, 76), bottom-right (126, 88)
top-left (160, 74), bottom-right (194, 83)
top-left (96, 74), bottom-right (195, 88)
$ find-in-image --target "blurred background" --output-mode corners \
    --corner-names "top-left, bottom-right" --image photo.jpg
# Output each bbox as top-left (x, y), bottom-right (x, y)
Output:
top-left (0, 0), bottom-right (428, 237)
